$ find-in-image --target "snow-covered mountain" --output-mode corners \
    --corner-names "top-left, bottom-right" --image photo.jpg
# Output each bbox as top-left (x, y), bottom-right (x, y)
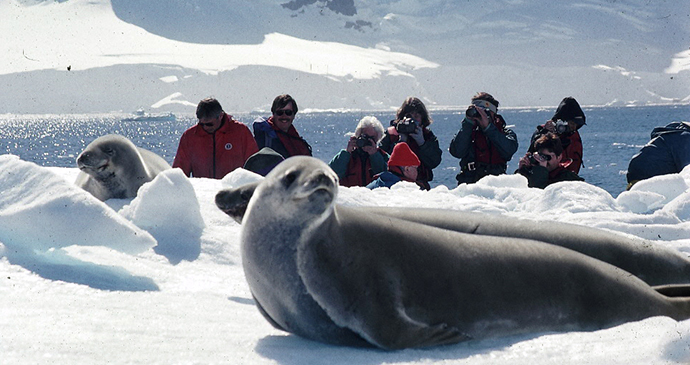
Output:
top-left (1, 0), bottom-right (689, 114)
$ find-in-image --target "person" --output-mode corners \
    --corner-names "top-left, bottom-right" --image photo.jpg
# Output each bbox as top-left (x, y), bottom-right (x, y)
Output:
top-left (528, 97), bottom-right (586, 174)
top-left (367, 142), bottom-right (421, 189)
top-left (252, 94), bottom-right (312, 160)
top-left (173, 98), bottom-right (258, 179)
top-left (328, 116), bottom-right (389, 187)
top-left (449, 92), bottom-right (518, 184)
top-left (379, 97), bottom-right (442, 190)
top-left (517, 132), bottom-right (584, 189)
top-left (626, 121), bottom-right (690, 189)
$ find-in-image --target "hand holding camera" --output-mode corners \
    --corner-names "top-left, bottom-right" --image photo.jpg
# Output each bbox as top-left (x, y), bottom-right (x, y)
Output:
top-left (544, 119), bottom-right (570, 135)
top-left (352, 135), bottom-right (377, 155)
top-left (466, 105), bottom-right (491, 129)
top-left (395, 116), bottom-right (417, 135)
top-left (518, 152), bottom-right (547, 172)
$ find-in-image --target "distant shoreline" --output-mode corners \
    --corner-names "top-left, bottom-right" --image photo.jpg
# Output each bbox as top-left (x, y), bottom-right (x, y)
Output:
top-left (1, 102), bottom-right (688, 120)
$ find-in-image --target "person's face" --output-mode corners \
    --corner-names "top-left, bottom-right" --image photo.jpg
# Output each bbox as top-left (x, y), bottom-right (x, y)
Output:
top-left (536, 148), bottom-right (561, 172)
top-left (198, 113), bottom-right (222, 133)
top-left (409, 110), bottom-right (422, 124)
top-left (272, 102), bottom-right (296, 132)
top-left (402, 165), bottom-right (418, 181)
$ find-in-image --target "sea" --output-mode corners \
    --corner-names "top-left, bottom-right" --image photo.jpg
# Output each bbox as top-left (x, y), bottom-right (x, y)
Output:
top-left (1, 104), bottom-right (688, 197)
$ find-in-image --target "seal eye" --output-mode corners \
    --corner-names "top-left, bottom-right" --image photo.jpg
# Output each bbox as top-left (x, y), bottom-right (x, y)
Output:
top-left (282, 171), bottom-right (299, 188)
top-left (103, 147), bottom-right (115, 156)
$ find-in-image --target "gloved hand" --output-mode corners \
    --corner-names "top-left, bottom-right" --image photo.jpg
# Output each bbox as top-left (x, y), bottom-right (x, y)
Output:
top-left (409, 125), bottom-right (425, 146)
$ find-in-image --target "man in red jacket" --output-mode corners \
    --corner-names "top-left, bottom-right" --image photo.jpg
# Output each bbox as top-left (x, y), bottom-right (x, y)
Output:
top-left (173, 98), bottom-right (258, 179)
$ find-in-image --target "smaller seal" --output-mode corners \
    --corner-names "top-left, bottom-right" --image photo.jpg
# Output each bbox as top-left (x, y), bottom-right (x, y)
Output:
top-left (76, 134), bottom-right (171, 200)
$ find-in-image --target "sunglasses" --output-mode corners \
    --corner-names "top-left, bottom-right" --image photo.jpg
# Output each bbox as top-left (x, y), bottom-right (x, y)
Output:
top-left (535, 152), bottom-right (553, 161)
top-left (274, 109), bottom-right (294, 117)
top-left (198, 122), bottom-right (215, 127)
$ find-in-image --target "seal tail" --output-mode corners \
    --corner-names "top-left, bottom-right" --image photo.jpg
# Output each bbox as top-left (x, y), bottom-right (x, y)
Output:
top-left (654, 284), bottom-right (690, 319)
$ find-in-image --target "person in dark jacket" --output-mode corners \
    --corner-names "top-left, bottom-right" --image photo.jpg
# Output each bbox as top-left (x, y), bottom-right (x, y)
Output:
top-left (379, 97), bottom-right (442, 190)
top-left (449, 92), bottom-right (518, 184)
top-left (252, 94), bottom-right (312, 160)
top-left (173, 98), bottom-right (258, 179)
top-left (528, 96), bottom-right (586, 174)
top-left (626, 121), bottom-right (690, 189)
top-left (517, 132), bottom-right (584, 189)
top-left (328, 116), bottom-right (388, 187)
top-left (243, 147), bottom-right (285, 176)
top-left (367, 142), bottom-right (421, 189)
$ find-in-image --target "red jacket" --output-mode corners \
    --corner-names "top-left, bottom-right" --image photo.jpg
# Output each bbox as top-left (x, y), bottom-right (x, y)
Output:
top-left (173, 114), bottom-right (259, 178)
top-left (561, 131), bottom-right (583, 174)
top-left (471, 115), bottom-right (510, 165)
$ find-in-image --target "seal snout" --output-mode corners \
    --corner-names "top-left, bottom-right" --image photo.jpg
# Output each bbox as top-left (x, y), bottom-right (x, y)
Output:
top-left (77, 151), bottom-right (108, 173)
top-left (297, 169), bottom-right (336, 202)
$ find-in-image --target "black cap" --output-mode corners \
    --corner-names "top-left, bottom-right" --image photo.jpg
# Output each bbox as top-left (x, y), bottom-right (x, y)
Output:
top-left (552, 97), bottom-right (586, 127)
top-left (243, 147), bottom-right (285, 176)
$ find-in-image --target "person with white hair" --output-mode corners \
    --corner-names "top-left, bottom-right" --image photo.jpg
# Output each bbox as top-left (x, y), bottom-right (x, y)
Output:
top-left (328, 116), bottom-right (389, 187)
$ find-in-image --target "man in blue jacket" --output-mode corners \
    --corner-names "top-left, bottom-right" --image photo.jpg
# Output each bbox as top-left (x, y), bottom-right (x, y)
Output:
top-left (627, 121), bottom-right (690, 189)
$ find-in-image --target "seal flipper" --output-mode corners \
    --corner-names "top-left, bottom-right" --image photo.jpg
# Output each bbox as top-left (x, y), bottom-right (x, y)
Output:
top-left (252, 294), bottom-right (287, 332)
top-left (215, 181), bottom-right (260, 224)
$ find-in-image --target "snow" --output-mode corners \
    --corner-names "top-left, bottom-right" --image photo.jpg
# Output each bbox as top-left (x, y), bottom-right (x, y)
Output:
top-left (3, 154), bottom-right (690, 364)
top-left (0, 0), bottom-right (437, 79)
top-left (2, 0), bottom-right (688, 114)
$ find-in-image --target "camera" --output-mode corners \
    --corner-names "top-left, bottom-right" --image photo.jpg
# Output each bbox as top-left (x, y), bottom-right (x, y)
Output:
top-left (355, 136), bottom-right (373, 148)
top-left (554, 119), bottom-right (569, 134)
top-left (466, 105), bottom-right (490, 120)
top-left (395, 116), bottom-right (417, 134)
top-left (528, 154), bottom-right (540, 165)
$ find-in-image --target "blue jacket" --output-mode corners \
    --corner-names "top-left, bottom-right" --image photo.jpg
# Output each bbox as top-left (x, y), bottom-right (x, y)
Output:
top-left (627, 122), bottom-right (690, 184)
top-left (366, 171), bottom-right (403, 189)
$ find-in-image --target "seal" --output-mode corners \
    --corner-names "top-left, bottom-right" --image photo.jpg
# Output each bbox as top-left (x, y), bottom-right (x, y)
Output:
top-left (222, 156), bottom-right (690, 349)
top-left (216, 181), bottom-right (690, 287)
top-left (76, 134), bottom-right (171, 201)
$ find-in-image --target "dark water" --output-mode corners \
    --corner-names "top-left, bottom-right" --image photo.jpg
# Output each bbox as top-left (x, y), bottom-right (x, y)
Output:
top-left (1, 104), bottom-right (688, 196)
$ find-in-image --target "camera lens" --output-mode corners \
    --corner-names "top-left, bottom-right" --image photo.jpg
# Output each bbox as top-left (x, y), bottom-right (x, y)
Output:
top-left (356, 136), bottom-right (372, 148)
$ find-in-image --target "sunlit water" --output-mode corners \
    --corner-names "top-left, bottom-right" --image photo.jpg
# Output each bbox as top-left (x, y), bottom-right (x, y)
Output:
top-left (2, 104), bottom-right (688, 196)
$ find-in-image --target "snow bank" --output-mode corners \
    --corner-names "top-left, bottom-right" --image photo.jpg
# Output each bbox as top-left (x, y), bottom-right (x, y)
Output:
top-left (0, 155), bottom-right (155, 254)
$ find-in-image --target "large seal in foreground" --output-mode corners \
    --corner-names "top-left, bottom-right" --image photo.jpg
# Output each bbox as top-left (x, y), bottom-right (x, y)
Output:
top-left (216, 181), bottom-right (690, 287)
top-left (76, 134), bottom-right (171, 201)
top-left (222, 156), bottom-right (690, 349)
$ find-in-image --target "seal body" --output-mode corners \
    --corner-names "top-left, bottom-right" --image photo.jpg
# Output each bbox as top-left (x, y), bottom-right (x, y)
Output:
top-left (216, 181), bottom-right (690, 287)
top-left (76, 134), bottom-right (171, 201)
top-left (227, 156), bottom-right (690, 349)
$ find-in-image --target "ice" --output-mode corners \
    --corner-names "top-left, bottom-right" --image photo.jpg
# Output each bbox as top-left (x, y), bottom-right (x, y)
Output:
top-left (2, 156), bottom-right (690, 364)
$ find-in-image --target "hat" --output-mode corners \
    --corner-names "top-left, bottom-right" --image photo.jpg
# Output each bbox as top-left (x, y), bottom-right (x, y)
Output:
top-left (552, 97), bottom-right (586, 126)
top-left (243, 147), bottom-right (284, 176)
top-left (387, 143), bottom-right (421, 167)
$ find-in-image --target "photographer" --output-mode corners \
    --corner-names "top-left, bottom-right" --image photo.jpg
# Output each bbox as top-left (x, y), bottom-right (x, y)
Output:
top-left (517, 132), bottom-right (584, 189)
top-left (528, 96), bottom-right (586, 173)
top-left (449, 92), bottom-right (518, 184)
top-left (328, 116), bottom-right (388, 187)
top-left (379, 97), bottom-right (442, 190)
